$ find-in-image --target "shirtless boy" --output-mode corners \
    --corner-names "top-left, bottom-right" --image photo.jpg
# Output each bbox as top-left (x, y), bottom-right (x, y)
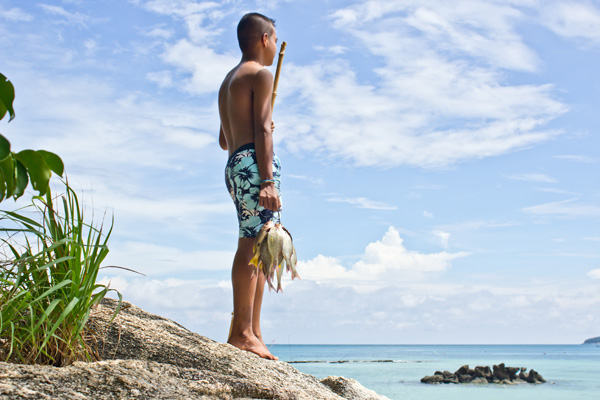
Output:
top-left (218, 13), bottom-right (281, 360)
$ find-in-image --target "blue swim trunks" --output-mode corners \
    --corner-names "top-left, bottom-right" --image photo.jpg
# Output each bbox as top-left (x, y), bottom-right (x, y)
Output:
top-left (225, 143), bottom-right (281, 238)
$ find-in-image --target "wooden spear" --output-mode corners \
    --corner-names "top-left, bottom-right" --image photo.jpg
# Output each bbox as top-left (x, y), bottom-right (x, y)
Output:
top-left (271, 41), bottom-right (287, 114)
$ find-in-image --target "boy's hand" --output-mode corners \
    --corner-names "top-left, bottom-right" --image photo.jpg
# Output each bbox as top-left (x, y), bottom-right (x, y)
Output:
top-left (259, 183), bottom-right (280, 211)
top-left (271, 121), bottom-right (275, 133)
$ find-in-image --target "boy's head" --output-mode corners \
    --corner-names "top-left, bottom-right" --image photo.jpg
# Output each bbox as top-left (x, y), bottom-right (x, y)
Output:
top-left (237, 12), bottom-right (276, 55)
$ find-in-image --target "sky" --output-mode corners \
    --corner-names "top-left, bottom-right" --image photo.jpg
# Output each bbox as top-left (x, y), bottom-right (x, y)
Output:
top-left (1, 0), bottom-right (599, 344)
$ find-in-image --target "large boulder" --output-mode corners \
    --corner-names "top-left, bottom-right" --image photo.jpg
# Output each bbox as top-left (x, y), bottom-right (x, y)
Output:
top-left (0, 299), bottom-right (388, 400)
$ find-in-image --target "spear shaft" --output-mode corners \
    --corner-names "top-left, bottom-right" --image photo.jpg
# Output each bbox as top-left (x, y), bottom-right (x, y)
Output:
top-left (271, 41), bottom-right (287, 114)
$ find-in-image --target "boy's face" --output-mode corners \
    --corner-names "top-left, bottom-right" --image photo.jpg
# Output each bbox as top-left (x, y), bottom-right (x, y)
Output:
top-left (265, 28), bottom-right (278, 66)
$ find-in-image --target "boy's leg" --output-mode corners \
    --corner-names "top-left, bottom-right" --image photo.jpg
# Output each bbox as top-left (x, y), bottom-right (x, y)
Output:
top-left (227, 237), bottom-right (277, 360)
top-left (252, 270), bottom-right (266, 343)
top-left (252, 271), bottom-right (278, 359)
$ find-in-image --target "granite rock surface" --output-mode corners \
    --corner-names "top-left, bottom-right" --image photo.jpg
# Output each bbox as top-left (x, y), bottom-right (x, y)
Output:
top-left (0, 299), bottom-right (388, 400)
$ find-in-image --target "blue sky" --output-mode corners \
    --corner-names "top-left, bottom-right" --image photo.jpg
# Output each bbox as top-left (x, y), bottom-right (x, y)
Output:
top-left (1, 0), bottom-right (599, 344)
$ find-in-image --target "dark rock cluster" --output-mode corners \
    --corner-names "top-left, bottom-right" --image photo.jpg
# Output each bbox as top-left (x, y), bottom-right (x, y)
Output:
top-left (421, 363), bottom-right (546, 385)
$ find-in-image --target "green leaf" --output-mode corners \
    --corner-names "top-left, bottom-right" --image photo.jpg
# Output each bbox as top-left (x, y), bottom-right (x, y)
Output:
top-left (0, 134), bottom-right (10, 159)
top-left (0, 153), bottom-right (14, 200)
top-left (15, 150), bottom-right (51, 196)
top-left (37, 150), bottom-right (64, 177)
top-left (0, 73), bottom-right (16, 123)
top-left (14, 160), bottom-right (28, 199)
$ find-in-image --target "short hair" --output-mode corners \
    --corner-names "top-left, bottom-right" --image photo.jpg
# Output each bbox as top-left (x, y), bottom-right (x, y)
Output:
top-left (237, 12), bottom-right (276, 53)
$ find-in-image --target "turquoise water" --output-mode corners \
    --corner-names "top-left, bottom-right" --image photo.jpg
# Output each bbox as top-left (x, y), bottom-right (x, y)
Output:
top-left (269, 345), bottom-right (600, 400)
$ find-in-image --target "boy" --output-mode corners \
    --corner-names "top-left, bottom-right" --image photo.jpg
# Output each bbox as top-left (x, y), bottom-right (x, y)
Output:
top-left (219, 12), bottom-right (280, 360)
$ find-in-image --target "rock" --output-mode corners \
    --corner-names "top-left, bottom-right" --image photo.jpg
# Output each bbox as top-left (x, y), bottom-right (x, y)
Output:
top-left (422, 364), bottom-right (546, 386)
top-left (442, 377), bottom-right (459, 384)
top-left (492, 363), bottom-right (509, 381)
top-left (0, 299), bottom-right (389, 400)
top-left (506, 366), bottom-right (520, 380)
top-left (421, 375), bottom-right (444, 384)
top-left (527, 369), bottom-right (546, 384)
top-left (321, 376), bottom-right (388, 400)
top-left (455, 365), bottom-right (470, 376)
top-left (474, 366), bottom-right (492, 381)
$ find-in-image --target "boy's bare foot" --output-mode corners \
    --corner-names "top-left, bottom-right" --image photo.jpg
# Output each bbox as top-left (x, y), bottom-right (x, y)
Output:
top-left (255, 333), bottom-right (278, 360)
top-left (228, 333), bottom-right (278, 360)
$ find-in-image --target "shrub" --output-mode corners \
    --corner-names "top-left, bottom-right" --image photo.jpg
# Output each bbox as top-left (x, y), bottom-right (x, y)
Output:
top-left (0, 181), bottom-right (121, 366)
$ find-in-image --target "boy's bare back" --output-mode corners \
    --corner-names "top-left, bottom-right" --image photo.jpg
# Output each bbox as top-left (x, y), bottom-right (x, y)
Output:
top-left (218, 62), bottom-right (274, 155)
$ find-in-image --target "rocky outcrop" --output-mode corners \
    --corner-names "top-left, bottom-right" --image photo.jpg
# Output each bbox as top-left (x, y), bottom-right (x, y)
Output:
top-left (0, 299), bottom-right (388, 400)
top-left (421, 364), bottom-right (546, 385)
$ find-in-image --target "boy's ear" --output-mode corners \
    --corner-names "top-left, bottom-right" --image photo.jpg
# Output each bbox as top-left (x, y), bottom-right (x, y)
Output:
top-left (262, 32), bottom-right (269, 47)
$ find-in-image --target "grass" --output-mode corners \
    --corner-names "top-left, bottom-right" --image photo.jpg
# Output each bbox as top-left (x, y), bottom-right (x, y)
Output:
top-left (0, 180), bottom-right (122, 366)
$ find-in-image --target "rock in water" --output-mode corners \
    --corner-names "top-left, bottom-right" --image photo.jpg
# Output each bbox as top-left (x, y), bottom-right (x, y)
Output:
top-left (0, 299), bottom-right (388, 400)
top-left (422, 363), bottom-right (546, 385)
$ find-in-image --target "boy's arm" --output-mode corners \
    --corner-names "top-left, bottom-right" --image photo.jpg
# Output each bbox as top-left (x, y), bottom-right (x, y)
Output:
top-left (253, 68), bottom-right (280, 212)
top-left (219, 125), bottom-right (227, 150)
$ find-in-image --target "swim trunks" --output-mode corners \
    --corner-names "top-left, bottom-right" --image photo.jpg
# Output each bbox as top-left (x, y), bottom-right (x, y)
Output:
top-left (225, 143), bottom-right (281, 238)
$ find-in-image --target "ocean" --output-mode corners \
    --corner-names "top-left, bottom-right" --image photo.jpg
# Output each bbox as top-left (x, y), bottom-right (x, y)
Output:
top-left (269, 344), bottom-right (600, 400)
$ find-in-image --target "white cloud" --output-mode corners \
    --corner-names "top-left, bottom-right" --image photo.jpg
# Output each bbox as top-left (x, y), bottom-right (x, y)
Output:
top-left (131, 1), bottom-right (237, 94)
top-left (433, 230), bottom-right (450, 249)
top-left (147, 70), bottom-right (174, 88)
top-left (314, 45), bottom-right (347, 54)
top-left (84, 39), bottom-right (97, 56)
top-left (542, 1), bottom-right (600, 45)
top-left (106, 272), bottom-right (600, 344)
top-left (145, 26), bottom-right (174, 39)
top-left (588, 269), bottom-right (600, 279)
top-left (331, 0), bottom-right (540, 71)
top-left (276, 0), bottom-right (567, 168)
top-left (162, 39), bottom-right (238, 94)
top-left (555, 154), bottom-right (598, 163)
top-left (327, 196), bottom-right (397, 210)
top-left (505, 173), bottom-right (557, 183)
top-left (38, 4), bottom-right (90, 27)
top-left (535, 187), bottom-right (579, 195)
top-left (0, 7), bottom-right (33, 21)
top-left (104, 241), bottom-right (235, 276)
top-left (7, 73), bottom-right (217, 170)
top-left (523, 199), bottom-right (600, 218)
top-left (287, 174), bottom-right (324, 186)
top-left (423, 211), bottom-right (434, 219)
top-left (300, 227), bottom-right (468, 287)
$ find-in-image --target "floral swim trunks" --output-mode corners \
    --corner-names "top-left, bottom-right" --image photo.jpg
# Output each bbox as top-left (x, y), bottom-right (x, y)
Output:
top-left (225, 143), bottom-right (281, 238)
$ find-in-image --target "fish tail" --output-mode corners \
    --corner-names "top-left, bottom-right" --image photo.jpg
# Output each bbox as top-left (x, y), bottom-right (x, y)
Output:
top-left (249, 251), bottom-right (260, 267)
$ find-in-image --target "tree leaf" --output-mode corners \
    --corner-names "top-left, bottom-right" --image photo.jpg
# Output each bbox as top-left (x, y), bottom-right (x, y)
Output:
top-left (37, 150), bottom-right (64, 176)
top-left (0, 73), bottom-right (16, 122)
top-left (14, 159), bottom-right (28, 199)
top-left (0, 133), bottom-right (10, 159)
top-left (0, 153), bottom-right (15, 200)
top-left (15, 150), bottom-right (51, 196)
top-left (0, 166), bottom-right (5, 201)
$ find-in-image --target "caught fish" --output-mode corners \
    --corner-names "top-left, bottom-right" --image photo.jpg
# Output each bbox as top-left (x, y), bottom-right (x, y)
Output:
top-left (249, 222), bottom-right (299, 292)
